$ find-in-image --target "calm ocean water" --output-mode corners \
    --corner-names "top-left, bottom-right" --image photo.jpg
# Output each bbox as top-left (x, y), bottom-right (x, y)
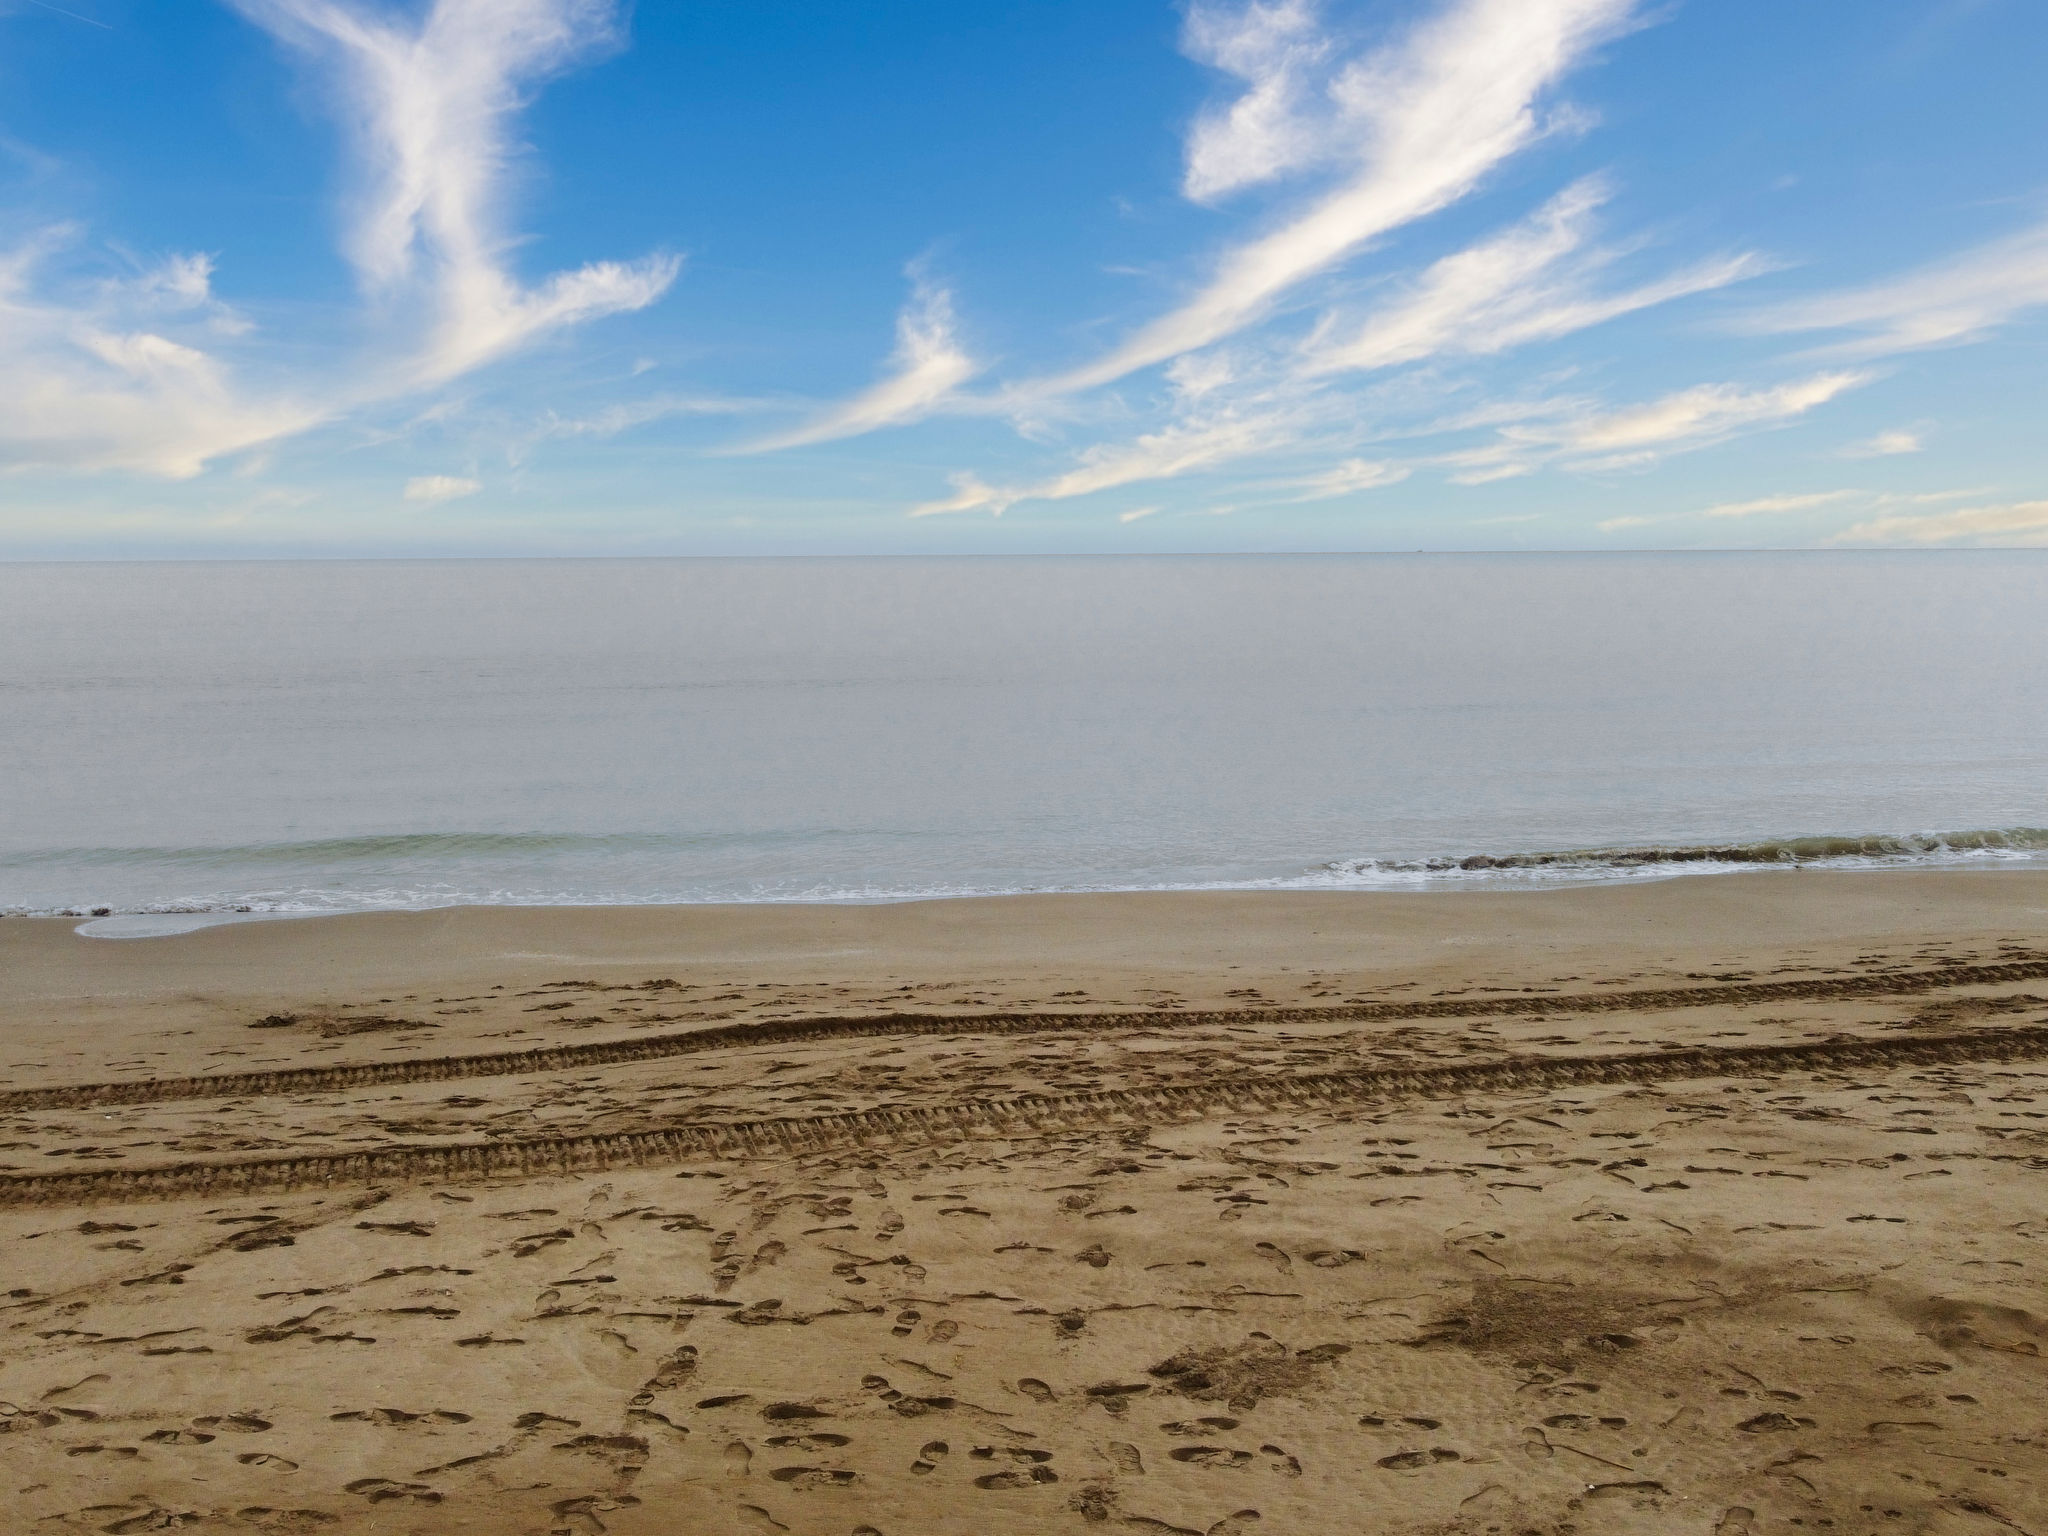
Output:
top-left (4, 554), bottom-right (2045, 929)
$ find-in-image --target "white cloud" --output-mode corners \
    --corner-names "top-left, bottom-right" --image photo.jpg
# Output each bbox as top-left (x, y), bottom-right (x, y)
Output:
top-left (1744, 217), bottom-right (2048, 355)
top-left (1844, 428), bottom-right (1922, 457)
top-left (1444, 370), bottom-right (1869, 481)
top-left (526, 393), bottom-right (762, 456)
top-left (909, 472), bottom-right (1006, 519)
top-left (1564, 372), bottom-right (1865, 457)
top-left (1040, 0), bottom-right (1642, 395)
top-left (1181, 0), bottom-right (1334, 202)
top-left (403, 473), bottom-right (480, 502)
top-left (1701, 489), bottom-right (1856, 518)
top-left (1830, 498), bottom-right (2048, 546)
top-left (0, 232), bottom-right (320, 477)
top-left (1282, 456), bottom-right (1410, 499)
top-left (1029, 412), bottom-right (1296, 503)
top-left (1299, 177), bottom-right (1766, 376)
top-left (1118, 505), bottom-right (1162, 523)
top-left (232, 0), bottom-right (678, 387)
top-left (910, 410), bottom-right (1298, 517)
top-left (747, 272), bottom-right (977, 451)
top-left (0, 0), bottom-right (676, 484)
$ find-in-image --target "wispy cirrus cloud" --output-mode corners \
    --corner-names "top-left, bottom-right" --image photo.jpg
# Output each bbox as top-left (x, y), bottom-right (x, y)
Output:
top-left (1700, 489), bottom-right (1857, 518)
top-left (514, 393), bottom-right (765, 464)
top-left (1829, 497), bottom-right (2048, 546)
top-left (1298, 177), bottom-right (1767, 376)
top-left (231, 0), bottom-right (678, 387)
top-left (911, 408), bottom-right (1298, 517)
top-left (1844, 428), bottom-right (1923, 457)
top-left (1037, 0), bottom-right (1643, 396)
top-left (1444, 370), bottom-right (1870, 482)
top-left (849, 0), bottom-right (1798, 522)
top-left (1180, 0), bottom-right (1335, 202)
top-left (1, 0), bottom-right (675, 483)
top-left (743, 272), bottom-right (976, 452)
top-left (403, 473), bottom-right (480, 502)
top-left (1280, 455), bottom-right (1410, 499)
top-left (0, 230), bottom-right (320, 477)
top-left (1743, 216), bottom-right (2048, 356)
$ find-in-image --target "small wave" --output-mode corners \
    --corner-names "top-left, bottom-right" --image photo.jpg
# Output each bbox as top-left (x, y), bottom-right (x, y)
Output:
top-left (8, 826), bottom-right (2047, 922)
top-left (0, 830), bottom-right (788, 870)
top-left (1311, 828), bottom-right (2048, 886)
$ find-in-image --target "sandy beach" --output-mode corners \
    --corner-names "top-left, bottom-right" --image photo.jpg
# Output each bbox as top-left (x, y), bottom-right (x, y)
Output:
top-left (5, 872), bottom-right (2048, 1535)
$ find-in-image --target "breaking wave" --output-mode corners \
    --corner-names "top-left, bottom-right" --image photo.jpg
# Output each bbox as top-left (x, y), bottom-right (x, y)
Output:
top-left (1309, 828), bottom-right (2048, 887)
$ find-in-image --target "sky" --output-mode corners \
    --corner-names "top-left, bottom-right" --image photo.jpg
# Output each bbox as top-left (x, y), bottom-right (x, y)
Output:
top-left (2, 0), bottom-right (2047, 556)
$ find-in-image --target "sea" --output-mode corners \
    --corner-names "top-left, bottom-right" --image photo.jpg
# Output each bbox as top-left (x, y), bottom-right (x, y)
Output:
top-left (4, 553), bottom-right (2045, 936)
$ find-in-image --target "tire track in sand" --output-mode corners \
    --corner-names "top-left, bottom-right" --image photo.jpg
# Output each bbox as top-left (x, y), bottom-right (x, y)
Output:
top-left (5, 959), bottom-right (2046, 1115)
top-left (5, 1021), bottom-right (2046, 1207)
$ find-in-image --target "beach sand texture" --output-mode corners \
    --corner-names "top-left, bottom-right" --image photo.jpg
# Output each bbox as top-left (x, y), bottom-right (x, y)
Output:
top-left (4, 873), bottom-right (2048, 1535)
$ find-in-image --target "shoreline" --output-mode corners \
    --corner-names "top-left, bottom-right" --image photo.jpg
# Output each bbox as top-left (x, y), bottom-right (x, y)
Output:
top-left (6, 870), bottom-right (2046, 1069)
top-left (12, 848), bottom-right (2048, 942)
top-left (10, 825), bottom-right (2046, 936)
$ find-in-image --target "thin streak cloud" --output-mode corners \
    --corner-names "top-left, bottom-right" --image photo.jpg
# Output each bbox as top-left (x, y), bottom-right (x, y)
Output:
top-left (232, 0), bottom-right (679, 387)
top-left (1299, 177), bottom-right (1767, 376)
top-left (1742, 216), bottom-right (2048, 355)
top-left (1830, 498), bottom-right (2048, 546)
top-left (0, 232), bottom-right (320, 477)
top-left (744, 274), bottom-right (976, 452)
top-left (1444, 370), bottom-right (1869, 482)
top-left (1037, 0), bottom-right (1642, 396)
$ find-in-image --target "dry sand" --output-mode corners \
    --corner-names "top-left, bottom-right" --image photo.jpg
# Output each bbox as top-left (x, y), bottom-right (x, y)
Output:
top-left (4, 872), bottom-right (2048, 1535)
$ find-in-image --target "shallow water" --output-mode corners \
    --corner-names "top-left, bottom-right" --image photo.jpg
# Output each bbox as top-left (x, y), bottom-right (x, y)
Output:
top-left (4, 552), bottom-right (2045, 915)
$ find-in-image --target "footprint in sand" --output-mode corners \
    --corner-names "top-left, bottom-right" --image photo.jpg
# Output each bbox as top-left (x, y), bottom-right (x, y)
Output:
top-left (1162, 1418), bottom-right (1239, 1436)
top-left (98, 1509), bottom-right (207, 1535)
top-left (331, 1408), bottom-right (472, 1425)
top-left (971, 1445), bottom-right (1058, 1489)
top-left (725, 1440), bottom-right (755, 1476)
top-left (1169, 1446), bottom-right (1255, 1469)
top-left (1104, 1442), bottom-right (1144, 1475)
top-left (975, 1465), bottom-right (1059, 1490)
top-left (343, 1478), bottom-right (442, 1504)
top-left (911, 1439), bottom-right (950, 1474)
top-left (1259, 1444), bottom-right (1301, 1476)
top-left (1376, 1448), bottom-right (1460, 1470)
top-left (762, 1402), bottom-right (832, 1423)
top-left (632, 1344), bottom-right (699, 1404)
top-left (769, 1466), bottom-right (858, 1488)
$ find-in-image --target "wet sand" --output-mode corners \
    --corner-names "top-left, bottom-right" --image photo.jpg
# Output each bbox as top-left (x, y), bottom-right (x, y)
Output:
top-left (3, 873), bottom-right (2047, 1535)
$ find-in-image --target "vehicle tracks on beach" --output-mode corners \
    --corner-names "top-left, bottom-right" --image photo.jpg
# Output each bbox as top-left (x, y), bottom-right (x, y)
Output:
top-left (5, 1020), bottom-right (2047, 1207)
top-left (6, 958), bottom-right (2047, 1116)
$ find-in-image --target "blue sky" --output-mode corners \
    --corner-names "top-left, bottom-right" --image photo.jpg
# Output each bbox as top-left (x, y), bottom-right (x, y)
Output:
top-left (2, 0), bottom-right (2046, 555)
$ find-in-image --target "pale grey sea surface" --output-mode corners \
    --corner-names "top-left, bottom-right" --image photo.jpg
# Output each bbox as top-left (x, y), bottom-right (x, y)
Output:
top-left (3, 553), bottom-right (2045, 922)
